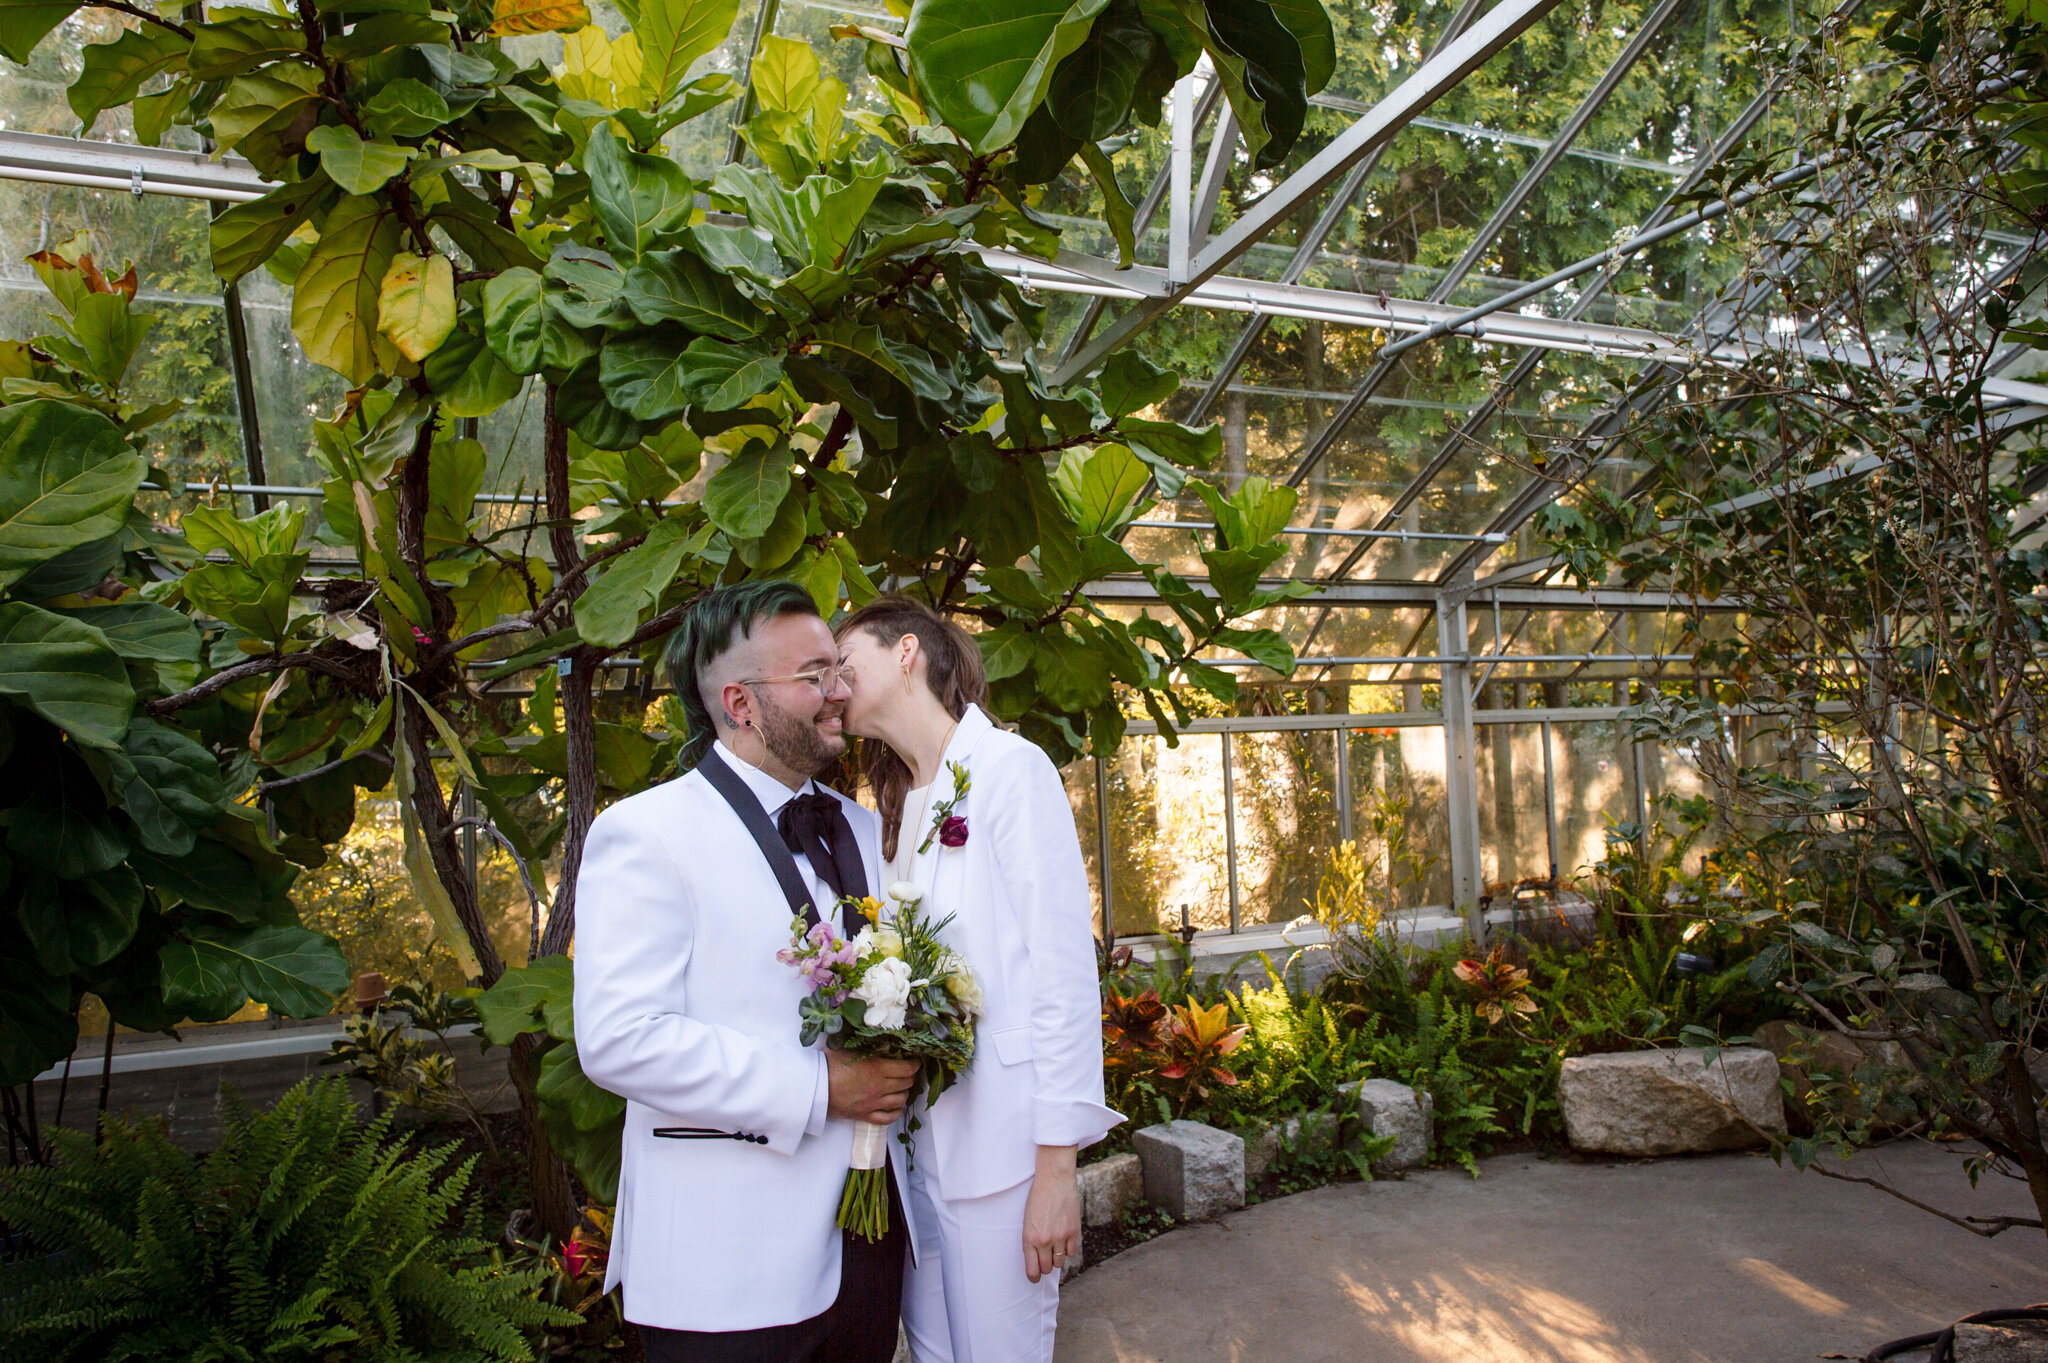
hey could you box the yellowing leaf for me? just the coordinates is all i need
[490,0,589,35]
[377,253,456,362]
[291,196,402,385]
[751,33,820,113]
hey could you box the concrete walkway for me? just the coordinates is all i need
[1055,1144,2048,1362]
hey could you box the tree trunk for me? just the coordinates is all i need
[538,388,593,958]
[511,1031,582,1242]
[401,704,505,985]
[543,650,596,957]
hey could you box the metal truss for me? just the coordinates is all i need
[1050,0,1568,385]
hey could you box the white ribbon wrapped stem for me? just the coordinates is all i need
[849,1119,889,1170]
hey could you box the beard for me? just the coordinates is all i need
[754,688,845,777]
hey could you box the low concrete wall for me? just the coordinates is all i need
[25,1015,518,1151]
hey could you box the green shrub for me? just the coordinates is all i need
[0,1078,577,1362]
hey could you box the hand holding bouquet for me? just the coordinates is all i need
[779,881,979,1240]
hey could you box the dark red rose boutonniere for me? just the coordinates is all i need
[918,761,971,853]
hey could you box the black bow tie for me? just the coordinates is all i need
[777,791,869,925]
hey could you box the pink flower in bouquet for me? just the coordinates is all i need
[938,815,968,848]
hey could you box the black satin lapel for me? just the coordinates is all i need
[695,754,821,929]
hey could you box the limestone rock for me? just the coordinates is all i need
[1953,1319,2048,1362]
[1078,1152,1142,1228]
[1559,1047,1787,1156]
[1131,1120,1245,1220]
[1347,1079,1435,1171]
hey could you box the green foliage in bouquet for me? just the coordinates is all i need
[0,1077,577,1361]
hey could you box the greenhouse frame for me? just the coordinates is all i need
[0,0,2037,953]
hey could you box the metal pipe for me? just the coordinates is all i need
[1220,731,1240,932]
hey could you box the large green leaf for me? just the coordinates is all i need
[208,63,325,175]
[118,717,228,857]
[186,14,306,79]
[1046,0,1154,141]
[424,330,524,417]
[0,922,77,1085]
[1202,0,1308,170]
[306,124,414,196]
[0,400,146,589]
[584,125,693,260]
[16,868,142,975]
[362,75,452,137]
[535,1039,625,1200]
[49,602,200,667]
[1054,442,1150,535]
[484,266,545,374]
[291,194,404,384]
[575,517,702,647]
[475,953,576,1043]
[129,838,275,922]
[69,26,190,135]
[161,923,349,1020]
[906,0,1112,153]
[1266,0,1334,94]
[9,799,129,879]
[1099,349,1177,417]
[703,440,793,540]
[601,335,783,419]
[0,0,80,64]
[622,249,760,339]
[0,601,134,749]
[635,0,740,107]
[209,173,340,285]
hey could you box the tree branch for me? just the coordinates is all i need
[145,649,373,717]
[1803,1161,2043,1237]
[90,1,193,38]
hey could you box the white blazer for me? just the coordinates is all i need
[896,704,1121,1201]
[573,743,902,1333]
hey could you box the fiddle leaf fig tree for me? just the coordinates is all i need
[1,0,1332,1227]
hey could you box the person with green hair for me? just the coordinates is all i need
[573,578,919,1363]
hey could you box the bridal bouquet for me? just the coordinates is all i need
[780,881,980,1240]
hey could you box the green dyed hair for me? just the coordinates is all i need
[664,579,821,770]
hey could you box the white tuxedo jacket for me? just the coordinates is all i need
[897,705,1121,1201]
[573,743,898,1333]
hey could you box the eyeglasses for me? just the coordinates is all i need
[739,664,847,695]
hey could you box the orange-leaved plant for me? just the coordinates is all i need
[1155,999,1249,1114]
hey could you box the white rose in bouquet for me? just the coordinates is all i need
[853,956,913,1029]
[941,951,984,1014]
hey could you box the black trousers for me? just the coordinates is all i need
[639,1169,908,1363]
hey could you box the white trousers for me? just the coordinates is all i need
[901,1169,1058,1363]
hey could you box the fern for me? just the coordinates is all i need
[0,1078,578,1362]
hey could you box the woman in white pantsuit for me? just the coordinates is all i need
[834,597,1120,1363]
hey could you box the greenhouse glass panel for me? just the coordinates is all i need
[1103,732,1230,937]
[1552,715,1641,882]
[1062,758,1107,940]
[1228,730,1340,928]
[1345,723,1452,911]
[1474,718,1556,886]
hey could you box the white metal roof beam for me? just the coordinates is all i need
[1051,0,1568,385]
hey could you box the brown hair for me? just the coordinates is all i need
[836,596,987,860]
